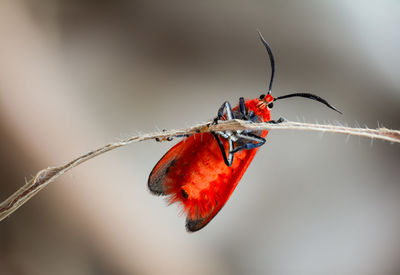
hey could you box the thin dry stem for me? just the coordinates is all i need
[1,120,399,222]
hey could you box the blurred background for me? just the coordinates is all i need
[0,0,399,274]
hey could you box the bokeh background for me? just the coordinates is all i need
[0,1,399,274]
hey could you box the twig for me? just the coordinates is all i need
[1,120,399,222]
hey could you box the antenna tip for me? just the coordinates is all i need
[331,106,343,115]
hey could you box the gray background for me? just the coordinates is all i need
[0,1,399,274]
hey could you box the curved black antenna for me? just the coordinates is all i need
[257,31,275,95]
[274,92,342,114]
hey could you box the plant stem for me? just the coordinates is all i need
[1,120,399,222]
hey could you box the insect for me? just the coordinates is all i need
[148,32,341,232]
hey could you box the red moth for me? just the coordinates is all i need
[148,32,341,232]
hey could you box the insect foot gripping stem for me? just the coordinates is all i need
[267,117,285,124]
[212,97,268,167]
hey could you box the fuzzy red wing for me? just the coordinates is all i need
[148,137,187,196]
[148,130,268,232]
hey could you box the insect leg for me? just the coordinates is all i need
[212,100,236,166]
[155,129,175,142]
[268,117,285,124]
[227,137,234,166]
[239,97,247,116]
[175,134,191,138]
[229,133,266,154]
[213,101,234,124]
[238,132,267,143]
[212,132,234,166]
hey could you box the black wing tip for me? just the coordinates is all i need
[186,218,209,232]
[148,158,178,196]
[147,173,168,196]
[148,187,166,196]
[185,202,221,232]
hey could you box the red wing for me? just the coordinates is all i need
[148,131,267,232]
[148,139,187,196]
[184,140,260,232]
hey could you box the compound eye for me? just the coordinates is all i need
[259,94,265,100]
[267,102,274,109]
